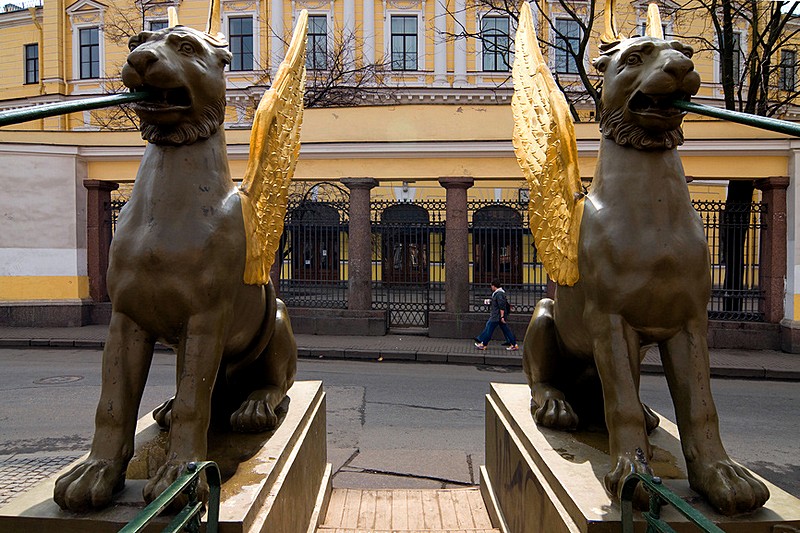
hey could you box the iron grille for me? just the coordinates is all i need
[371,200,446,328]
[468,199,545,315]
[278,197,349,309]
[694,200,764,321]
[106,193,766,323]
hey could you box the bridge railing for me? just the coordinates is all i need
[119,461,221,533]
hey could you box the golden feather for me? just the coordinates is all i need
[239,10,308,285]
[511,2,583,286]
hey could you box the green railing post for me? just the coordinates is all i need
[621,473,725,533]
[120,460,221,533]
[674,100,800,137]
[0,92,149,128]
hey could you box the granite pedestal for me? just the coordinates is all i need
[0,380,331,533]
[481,383,800,533]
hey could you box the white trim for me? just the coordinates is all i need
[67,0,106,82]
[474,11,512,85]
[712,27,748,99]
[9,136,785,162]
[550,16,585,76]
[304,11,332,71]
[223,7,261,72]
[0,248,87,276]
[384,9,426,78]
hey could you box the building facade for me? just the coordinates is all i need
[2,0,800,351]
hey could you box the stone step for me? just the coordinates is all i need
[318,488,500,533]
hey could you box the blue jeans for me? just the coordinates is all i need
[476,319,516,346]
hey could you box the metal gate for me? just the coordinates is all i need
[371,200,445,329]
[468,200,547,315]
[278,182,350,309]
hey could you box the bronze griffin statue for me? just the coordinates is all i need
[513,2,769,516]
[54,3,308,511]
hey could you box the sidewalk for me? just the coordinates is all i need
[0,325,798,380]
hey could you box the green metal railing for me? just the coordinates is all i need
[674,100,800,137]
[620,473,725,533]
[0,92,148,128]
[120,461,221,533]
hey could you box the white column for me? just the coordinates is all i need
[344,0,356,68]
[786,143,800,324]
[363,0,375,64]
[270,0,284,76]
[433,0,447,86]
[453,0,467,87]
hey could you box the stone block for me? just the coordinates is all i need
[0,381,331,533]
[482,383,800,533]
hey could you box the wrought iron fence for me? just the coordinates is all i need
[468,199,546,315]
[371,199,446,328]
[107,192,766,323]
[694,200,764,321]
[277,193,350,309]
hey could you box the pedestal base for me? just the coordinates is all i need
[482,383,800,533]
[0,380,331,533]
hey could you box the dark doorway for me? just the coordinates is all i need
[288,203,341,281]
[472,205,523,286]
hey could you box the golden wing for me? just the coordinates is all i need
[511,2,583,286]
[239,10,308,285]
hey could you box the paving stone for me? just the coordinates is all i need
[0,453,82,507]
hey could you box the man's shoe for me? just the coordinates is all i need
[506,344,519,351]
[474,342,487,350]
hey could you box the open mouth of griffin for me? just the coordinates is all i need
[131,85,192,110]
[628,91,689,117]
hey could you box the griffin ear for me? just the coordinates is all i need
[645,3,664,39]
[593,56,610,73]
[168,6,179,28]
[206,0,222,39]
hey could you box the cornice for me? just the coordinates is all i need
[5,137,785,161]
[0,7,39,29]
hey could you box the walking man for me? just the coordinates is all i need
[474,279,518,351]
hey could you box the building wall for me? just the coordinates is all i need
[2,0,798,124]
[0,143,88,300]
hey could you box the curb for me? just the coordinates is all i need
[2,338,799,381]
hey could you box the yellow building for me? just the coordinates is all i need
[1,0,800,351]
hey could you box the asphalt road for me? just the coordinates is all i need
[0,347,797,500]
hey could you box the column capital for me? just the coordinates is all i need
[341,177,379,190]
[438,176,474,190]
[755,176,790,191]
[83,179,119,192]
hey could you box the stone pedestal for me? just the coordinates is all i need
[481,383,800,533]
[0,381,331,533]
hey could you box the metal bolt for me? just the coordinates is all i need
[652,476,662,484]
[187,462,197,472]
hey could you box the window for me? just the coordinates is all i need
[780,49,796,91]
[229,16,253,71]
[149,20,168,31]
[554,19,580,74]
[719,32,742,83]
[307,15,327,70]
[79,27,100,79]
[391,15,417,71]
[481,16,510,72]
[24,43,38,84]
